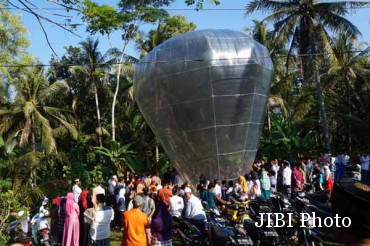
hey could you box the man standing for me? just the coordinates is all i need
[360,151,369,184]
[89,194,114,245]
[336,152,350,180]
[270,160,279,192]
[305,158,313,183]
[72,178,82,203]
[157,180,173,206]
[282,161,292,199]
[92,180,105,207]
[108,175,118,195]
[121,195,149,246]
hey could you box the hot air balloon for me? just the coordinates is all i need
[134,29,273,182]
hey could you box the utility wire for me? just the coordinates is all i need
[2,6,370,11]
[1,50,369,68]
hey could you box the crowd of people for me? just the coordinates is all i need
[49,151,370,246]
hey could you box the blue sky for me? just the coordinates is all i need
[12,0,370,64]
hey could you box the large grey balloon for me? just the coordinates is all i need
[134,29,273,181]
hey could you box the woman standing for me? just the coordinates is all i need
[150,200,173,246]
[62,192,80,246]
[79,190,92,246]
[260,166,271,199]
[323,162,333,194]
[50,196,61,242]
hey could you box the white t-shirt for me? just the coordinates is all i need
[283,167,292,186]
[271,164,279,181]
[72,184,81,203]
[323,165,331,180]
[92,185,105,206]
[90,206,114,240]
[360,156,370,171]
[185,195,206,221]
[214,184,222,199]
[169,195,184,218]
[108,179,116,194]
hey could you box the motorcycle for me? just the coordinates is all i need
[173,217,208,245]
[6,210,33,246]
[222,197,250,225]
[30,197,53,246]
[244,200,280,245]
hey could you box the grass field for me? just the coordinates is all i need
[110,228,182,246]
[110,229,122,246]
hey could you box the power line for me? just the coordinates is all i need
[1,50,368,68]
[3,6,370,11]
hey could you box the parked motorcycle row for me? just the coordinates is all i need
[173,186,333,246]
[6,197,53,246]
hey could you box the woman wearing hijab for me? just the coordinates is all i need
[62,192,80,246]
[79,190,92,246]
[234,176,248,201]
[150,199,173,246]
[260,166,271,199]
[51,196,61,242]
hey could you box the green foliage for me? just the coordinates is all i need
[0,66,77,154]
[184,0,220,10]
[0,190,29,244]
[89,164,103,183]
[81,0,174,36]
[259,114,314,160]
[82,0,124,35]
[94,140,136,173]
[135,15,196,58]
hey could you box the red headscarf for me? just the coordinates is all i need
[80,190,89,210]
[52,196,61,206]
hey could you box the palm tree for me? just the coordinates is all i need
[0,67,77,186]
[134,15,196,58]
[245,20,289,132]
[0,67,77,153]
[246,0,369,151]
[328,33,370,152]
[70,38,114,147]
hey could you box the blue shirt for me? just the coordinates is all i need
[200,190,216,209]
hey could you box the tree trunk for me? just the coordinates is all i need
[112,39,130,141]
[344,74,352,154]
[94,83,103,147]
[267,106,271,132]
[155,145,159,163]
[31,114,36,187]
[315,71,331,152]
